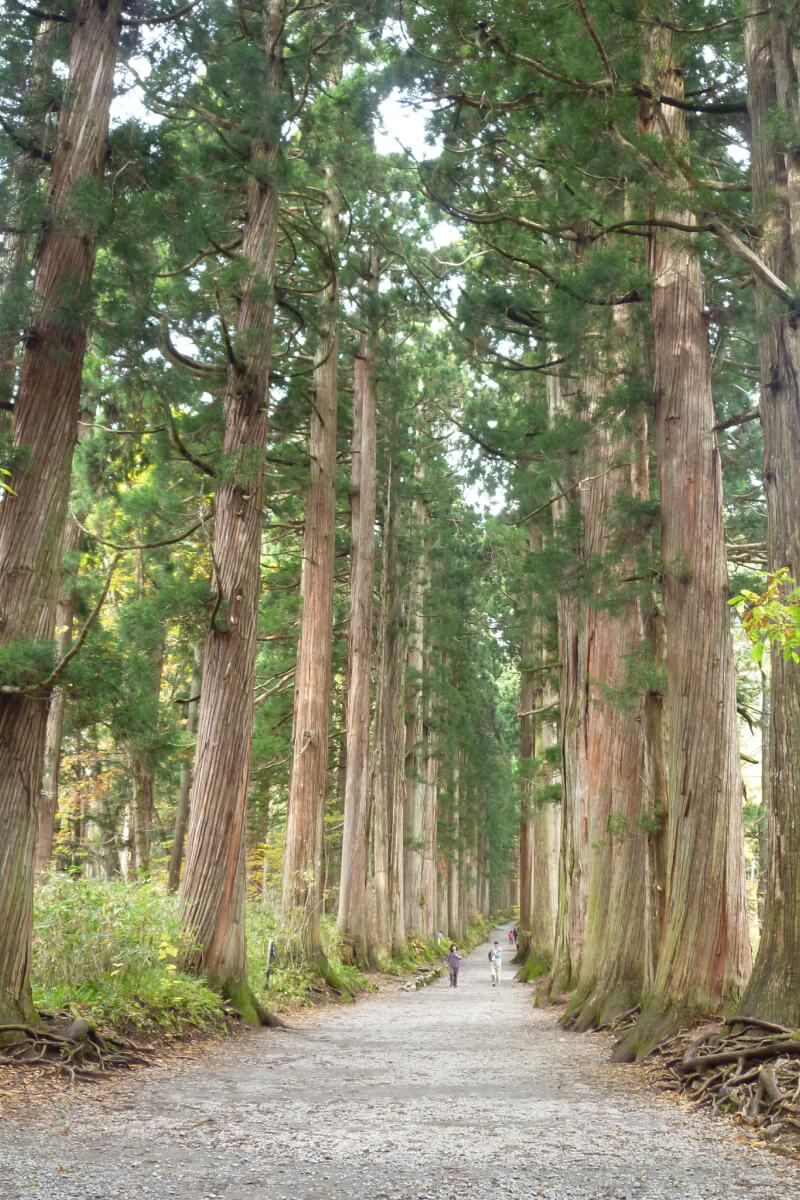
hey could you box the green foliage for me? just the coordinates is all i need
[0,638,54,688]
[729,569,800,664]
[246,906,370,1007]
[32,875,225,1030]
[598,640,666,714]
[743,799,766,843]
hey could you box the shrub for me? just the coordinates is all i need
[32,874,226,1031]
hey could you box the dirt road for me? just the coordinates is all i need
[1,924,798,1200]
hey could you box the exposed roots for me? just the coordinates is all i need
[644,1015,800,1153]
[0,1015,150,1083]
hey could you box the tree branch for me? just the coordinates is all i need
[0,113,51,162]
[158,316,225,376]
[713,407,760,433]
[575,0,615,83]
[515,463,626,525]
[164,406,216,478]
[517,700,559,718]
[710,221,797,307]
[74,511,209,551]
[121,0,202,27]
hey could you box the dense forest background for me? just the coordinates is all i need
[0,0,799,1081]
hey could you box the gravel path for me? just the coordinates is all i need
[2,923,799,1200]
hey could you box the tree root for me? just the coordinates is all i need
[644,1016,800,1153]
[0,1016,150,1082]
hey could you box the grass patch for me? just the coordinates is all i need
[246,906,371,1008]
[32,874,227,1033]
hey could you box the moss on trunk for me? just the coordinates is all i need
[220,978,286,1028]
[515,948,552,984]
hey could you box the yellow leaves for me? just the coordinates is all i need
[729,568,800,665]
[157,939,179,971]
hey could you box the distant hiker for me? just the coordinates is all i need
[508,928,514,944]
[489,941,502,987]
[447,943,462,988]
[513,927,519,946]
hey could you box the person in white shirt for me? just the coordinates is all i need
[489,941,502,987]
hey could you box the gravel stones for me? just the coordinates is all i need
[1,926,798,1200]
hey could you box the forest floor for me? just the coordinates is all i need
[1,923,799,1200]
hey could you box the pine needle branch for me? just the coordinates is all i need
[0,554,121,696]
[515,463,625,525]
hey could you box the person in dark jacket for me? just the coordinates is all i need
[447,943,462,988]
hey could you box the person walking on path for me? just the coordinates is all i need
[489,940,502,987]
[447,943,462,988]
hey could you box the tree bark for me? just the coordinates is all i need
[420,716,439,939]
[0,0,122,1026]
[463,808,478,923]
[517,521,558,979]
[282,166,341,972]
[447,762,461,940]
[757,667,769,929]
[179,1,283,1022]
[739,4,800,1025]
[0,18,57,410]
[403,473,428,937]
[168,641,203,893]
[547,369,590,996]
[369,405,407,957]
[129,577,164,878]
[35,514,83,874]
[529,709,559,966]
[566,403,661,1031]
[516,529,538,962]
[338,262,379,964]
[621,29,751,1055]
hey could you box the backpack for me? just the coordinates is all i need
[488,949,493,960]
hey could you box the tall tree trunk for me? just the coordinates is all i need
[282,167,341,976]
[168,641,203,893]
[436,852,448,936]
[179,2,283,1023]
[739,5,800,1025]
[0,0,122,1026]
[547,370,590,997]
[566,403,660,1031]
[621,30,751,1056]
[420,718,439,939]
[516,526,538,964]
[96,779,120,880]
[516,519,560,980]
[479,815,490,917]
[447,778,461,940]
[529,709,559,967]
[124,803,137,881]
[757,667,769,929]
[369,408,407,957]
[338,264,379,965]
[130,750,156,876]
[463,809,478,924]
[0,18,57,410]
[129,582,164,878]
[403,476,427,937]
[35,515,82,874]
